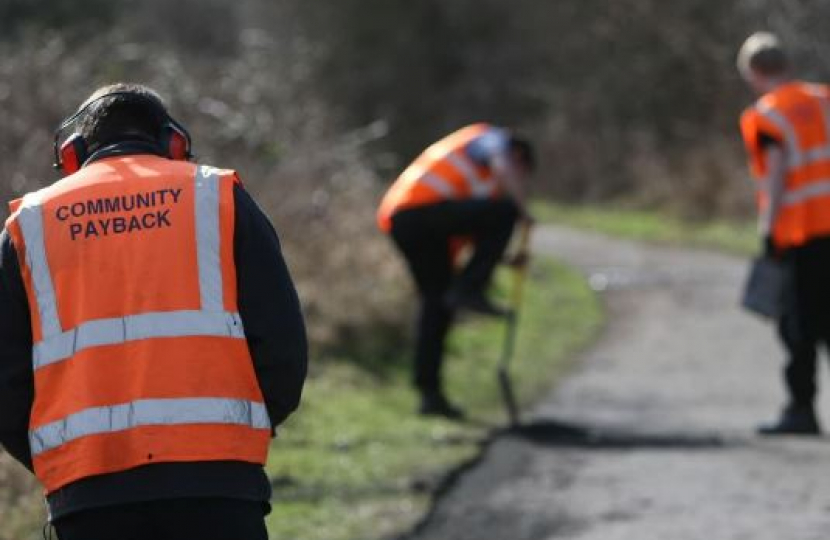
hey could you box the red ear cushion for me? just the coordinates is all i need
[59,134,87,175]
[168,130,188,160]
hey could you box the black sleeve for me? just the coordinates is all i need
[233,185,308,430]
[758,131,782,149]
[0,229,34,471]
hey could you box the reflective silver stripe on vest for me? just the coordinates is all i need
[807,98,830,163]
[15,165,244,371]
[445,151,495,198]
[757,98,830,170]
[801,146,830,164]
[757,104,804,168]
[419,172,457,198]
[33,310,244,370]
[782,179,830,207]
[29,397,270,456]
[16,192,62,338]
[195,166,224,312]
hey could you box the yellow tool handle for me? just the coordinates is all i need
[510,221,533,310]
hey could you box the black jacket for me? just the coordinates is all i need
[0,157,308,520]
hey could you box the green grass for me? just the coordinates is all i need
[532,200,758,255]
[265,258,601,540]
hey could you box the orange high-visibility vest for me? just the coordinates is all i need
[377,124,503,232]
[5,155,271,494]
[741,81,830,248]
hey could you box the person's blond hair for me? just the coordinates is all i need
[737,32,789,80]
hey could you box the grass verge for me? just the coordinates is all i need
[265,257,601,540]
[532,200,758,256]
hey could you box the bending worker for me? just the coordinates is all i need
[0,83,307,538]
[377,123,534,419]
[738,33,830,435]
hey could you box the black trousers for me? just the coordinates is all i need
[53,498,268,540]
[390,199,518,394]
[777,236,830,408]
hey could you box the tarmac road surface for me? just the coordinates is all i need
[402,225,830,540]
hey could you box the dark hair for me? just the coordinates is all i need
[509,136,536,172]
[76,83,170,152]
[737,32,789,80]
[749,47,788,77]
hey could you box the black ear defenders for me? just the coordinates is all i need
[53,91,193,174]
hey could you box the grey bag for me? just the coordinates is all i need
[741,256,787,319]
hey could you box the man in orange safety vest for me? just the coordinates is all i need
[0,83,307,538]
[378,123,534,418]
[739,33,830,435]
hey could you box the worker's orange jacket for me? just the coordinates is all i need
[377,123,503,232]
[741,81,830,248]
[5,155,271,494]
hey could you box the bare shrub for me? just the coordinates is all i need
[300,0,830,219]
[0,19,408,348]
[0,452,43,540]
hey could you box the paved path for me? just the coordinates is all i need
[405,225,830,540]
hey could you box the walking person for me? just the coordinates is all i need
[738,33,830,434]
[377,123,534,418]
[0,83,307,538]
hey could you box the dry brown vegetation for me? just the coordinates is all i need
[298,0,830,219]
[0,2,411,351]
[0,454,41,540]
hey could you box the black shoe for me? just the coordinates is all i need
[445,290,509,317]
[758,405,821,436]
[419,393,465,420]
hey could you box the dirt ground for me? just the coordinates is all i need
[402,225,830,540]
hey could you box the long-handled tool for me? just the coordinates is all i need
[497,221,532,428]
